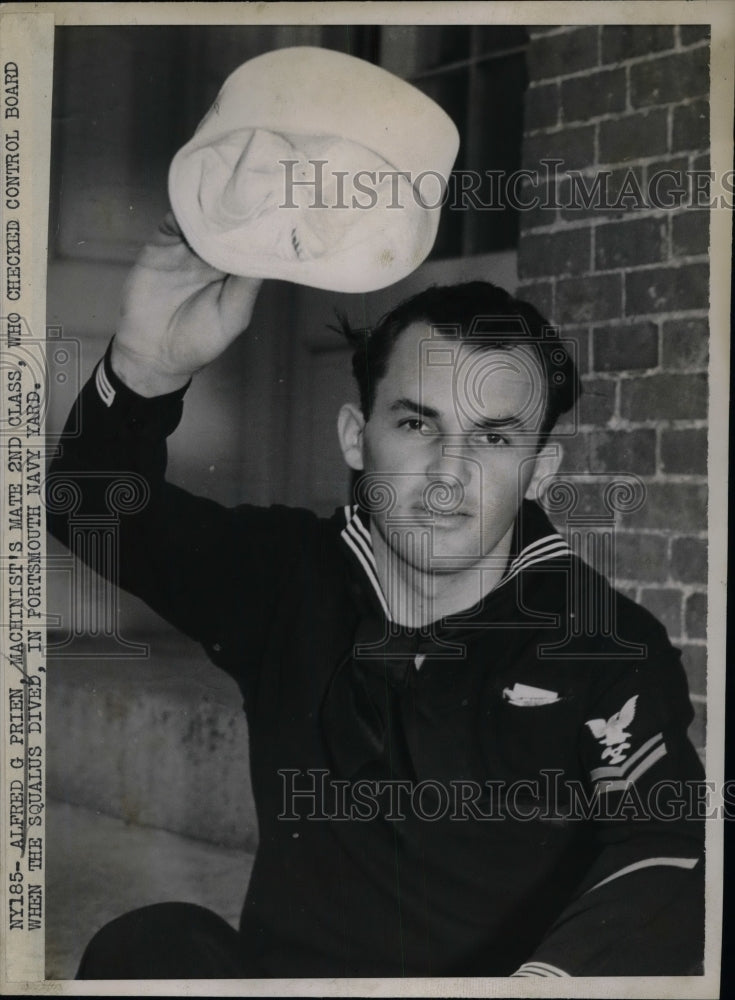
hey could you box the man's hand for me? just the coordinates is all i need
[111,213,263,397]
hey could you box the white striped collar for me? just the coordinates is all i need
[95,358,116,407]
[339,505,572,620]
[340,505,392,620]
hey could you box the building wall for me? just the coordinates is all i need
[516,25,710,750]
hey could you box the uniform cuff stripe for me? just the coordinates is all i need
[512,961,570,977]
[586,855,699,895]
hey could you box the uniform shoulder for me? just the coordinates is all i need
[228,501,349,560]
[564,553,675,657]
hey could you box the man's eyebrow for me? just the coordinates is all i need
[471,414,526,431]
[389,397,442,420]
[389,398,532,431]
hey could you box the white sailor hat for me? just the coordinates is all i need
[168,46,460,293]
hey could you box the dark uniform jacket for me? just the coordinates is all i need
[47,345,705,978]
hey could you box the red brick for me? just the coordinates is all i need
[524,125,596,174]
[592,321,658,372]
[560,165,647,221]
[685,591,706,639]
[576,377,616,425]
[679,643,707,694]
[598,110,668,164]
[525,81,561,131]
[624,482,707,533]
[680,25,711,45]
[560,429,656,477]
[685,168,712,209]
[645,157,690,210]
[671,536,707,584]
[515,280,554,321]
[557,430,589,473]
[589,429,657,475]
[595,217,667,269]
[620,373,708,421]
[518,227,591,278]
[532,325,589,383]
[660,428,708,476]
[561,68,625,123]
[630,49,709,108]
[614,531,670,584]
[553,420,579,445]
[672,210,709,257]
[557,273,622,323]
[558,326,590,375]
[601,25,675,63]
[646,155,689,182]
[672,100,710,153]
[518,180,560,232]
[661,319,709,371]
[640,587,683,638]
[548,478,638,522]
[527,27,599,82]
[692,152,710,174]
[625,263,709,315]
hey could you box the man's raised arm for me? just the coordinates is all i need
[109,212,262,397]
[45,215,279,649]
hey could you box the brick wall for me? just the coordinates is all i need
[516,25,710,749]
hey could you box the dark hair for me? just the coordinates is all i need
[333,281,581,442]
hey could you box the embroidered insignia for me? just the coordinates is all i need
[503,683,560,706]
[585,695,638,766]
[589,732,667,795]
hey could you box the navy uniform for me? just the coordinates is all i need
[50,344,705,978]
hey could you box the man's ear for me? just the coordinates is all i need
[525,442,564,501]
[337,403,366,471]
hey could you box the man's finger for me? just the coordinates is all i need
[149,210,186,247]
[217,274,264,333]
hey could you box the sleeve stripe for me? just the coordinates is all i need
[95,360,115,407]
[589,732,663,781]
[593,742,667,795]
[512,961,570,977]
[585,856,699,895]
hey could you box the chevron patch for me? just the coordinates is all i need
[589,732,667,795]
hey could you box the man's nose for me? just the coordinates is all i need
[424,444,473,488]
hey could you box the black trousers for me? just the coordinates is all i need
[76,902,261,979]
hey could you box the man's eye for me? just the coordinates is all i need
[473,431,508,446]
[399,418,429,433]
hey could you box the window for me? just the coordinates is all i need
[378,26,530,257]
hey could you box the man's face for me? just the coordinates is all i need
[345,322,550,578]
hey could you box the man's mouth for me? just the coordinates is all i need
[411,504,470,521]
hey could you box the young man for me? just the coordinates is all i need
[47,216,705,979]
